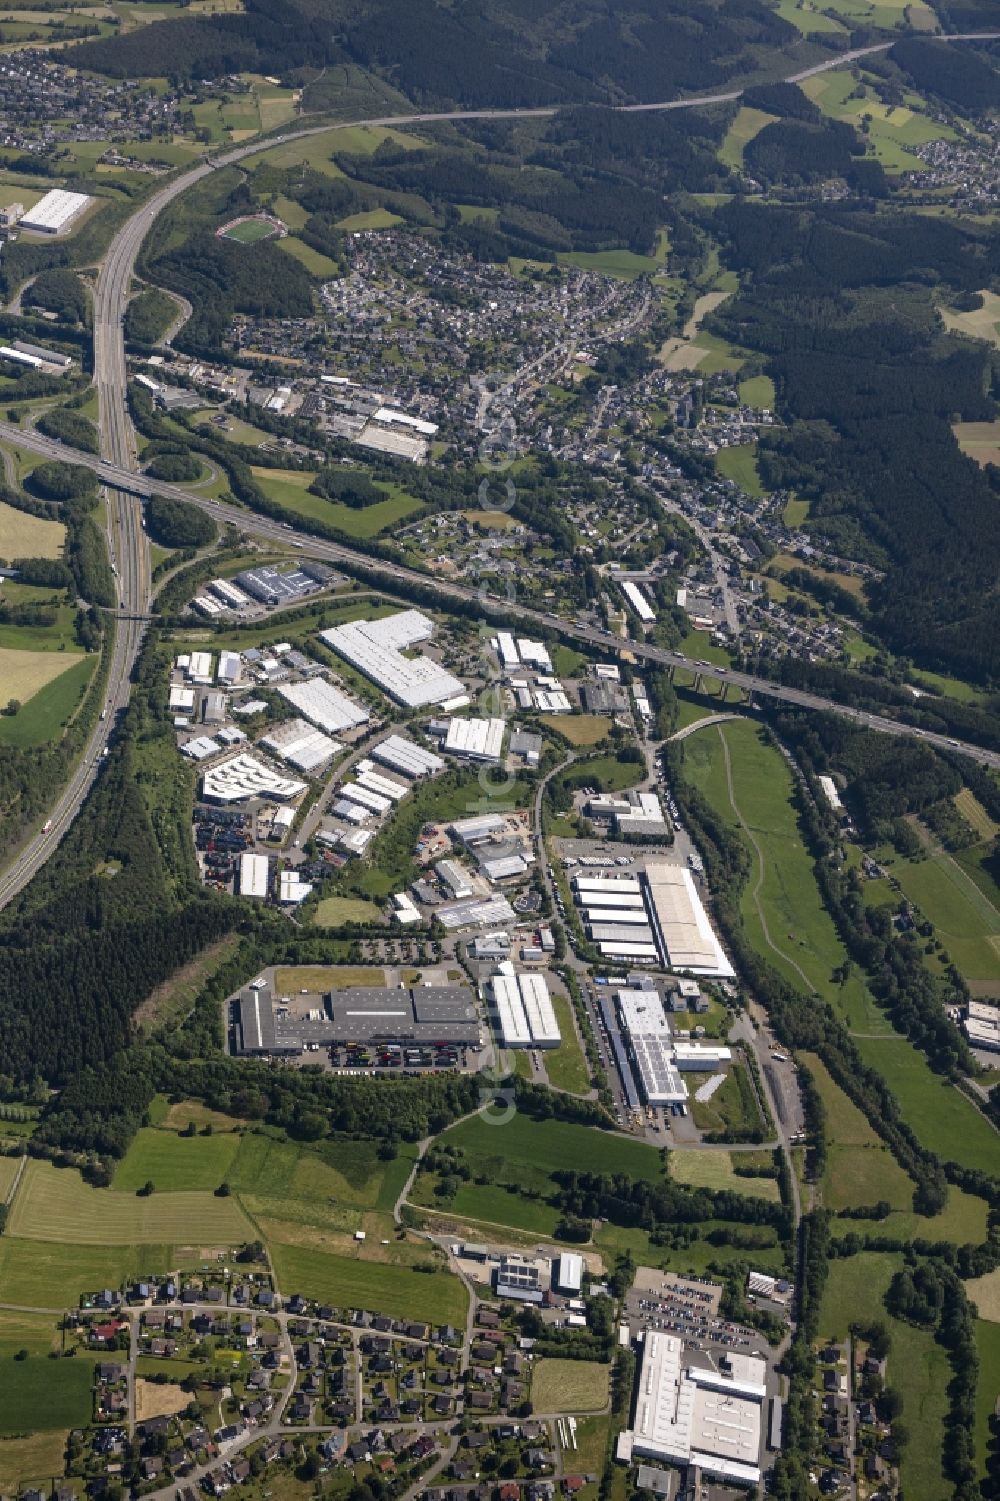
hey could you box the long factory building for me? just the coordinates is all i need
[487,964,561,1049]
[571,865,733,976]
[617,1332,766,1487]
[234,981,483,1055]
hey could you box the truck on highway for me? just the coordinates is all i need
[42,819,53,834]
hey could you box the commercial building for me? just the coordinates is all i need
[168,685,196,713]
[181,735,222,761]
[496,632,519,669]
[238,852,271,899]
[480,853,529,883]
[217,651,243,685]
[277,678,368,735]
[437,894,516,930]
[260,718,341,773]
[234,562,332,606]
[354,766,407,801]
[818,775,843,812]
[555,1253,584,1295]
[234,982,481,1054]
[20,188,90,234]
[186,651,214,685]
[487,966,561,1049]
[622,580,656,623]
[617,1333,766,1486]
[495,1256,545,1304]
[450,814,506,845]
[278,871,313,904]
[372,734,444,778]
[642,862,735,978]
[321,611,464,709]
[617,989,686,1107]
[965,1001,1000,1052]
[209,578,252,610]
[517,640,552,672]
[509,728,542,766]
[201,753,306,805]
[437,860,474,900]
[443,716,505,763]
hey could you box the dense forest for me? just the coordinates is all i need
[68,0,802,106]
[710,200,1000,682]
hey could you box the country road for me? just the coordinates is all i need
[0,26,997,907]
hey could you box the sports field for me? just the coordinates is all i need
[821,1252,951,1501]
[220,215,278,243]
[268,1242,468,1326]
[669,1148,780,1202]
[530,1358,609,1414]
[8,1160,253,1244]
[0,499,65,559]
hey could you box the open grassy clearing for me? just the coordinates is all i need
[275,964,385,991]
[718,108,777,168]
[939,291,1000,350]
[543,992,592,1095]
[8,1160,253,1244]
[801,68,952,171]
[112,1129,240,1192]
[413,1179,561,1235]
[437,1110,662,1181]
[595,1218,788,1277]
[954,418,1000,469]
[312,894,384,925]
[249,467,424,537]
[0,1310,61,1360]
[952,790,997,842]
[771,0,846,32]
[738,374,775,408]
[0,498,65,558]
[715,442,763,497]
[669,1148,780,1201]
[547,714,610,747]
[268,1242,468,1326]
[337,208,403,232]
[0,1431,71,1493]
[974,1319,1000,1479]
[0,654,94,748]
[0,1156,21,1201]
[892,832,1000,985]
[277,235,340,277]
[682,722,891,1034]
[820,1252,950,1501]
[531,1358,609,1414]
[967,1268,1000,1323]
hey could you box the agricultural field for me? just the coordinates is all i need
[7,1160,254,1244]
[669,1148,780,1202]
[336,208,403,232]
[953,418,1000,469]
[277,236,339,276]
[0,1429,71,1494]
[0,499,65,559]
[738,374,776,408]
[530,1358,609,1414]
[820,1253,951,1501]
[268,1242,468,1326]
[0,1235,173,1307]
[801,68,954,172]
[0,653,95,748]
[0,1310,62,1360]
[0,1357,93,1437]
[435,1111,662,1183]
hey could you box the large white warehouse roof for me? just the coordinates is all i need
[321,611,464,708]
[443,717,505,762]
[372,734,443,778]
[260,718,340,773]
[20,188,90,234]
[643,862,735,977]
[278,677,368,735]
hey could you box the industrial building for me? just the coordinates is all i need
[443,716,505,763]
[555,1252,584,1295]
[234,561,332,606]
[450,814,507,845]
[201,753,306,805]
[437,859,474,899]
[233,981,482,1055]
[622,580,656,623]
[964,1001,1000,1052]
[321,611,465,708]
[209,578,252,611]
[372,734,444,778]
[20,188,90,235]
[238,852,271,899]
[586,791,669,836]
[642,862,735,977]
[495,1256,545,1304]
[436,894,516,930]
[260,718,341,773]
[277,678,369,735]
[617,989,686,1106]
[487,965,561,1049]
[617,1333,766,1487]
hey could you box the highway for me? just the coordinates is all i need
[2,415,999,782]
[0,27,998,908]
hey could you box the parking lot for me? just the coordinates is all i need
[623,1269,765,1357]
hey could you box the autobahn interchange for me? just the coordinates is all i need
[1,29,998,905]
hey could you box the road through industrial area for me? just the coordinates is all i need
[1,27,998,907]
